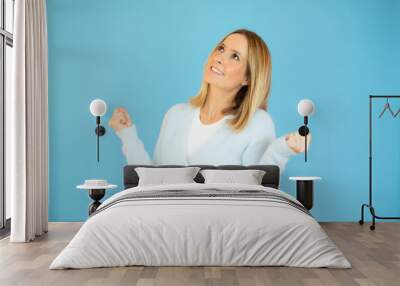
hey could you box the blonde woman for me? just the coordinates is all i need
[109,29,310,173]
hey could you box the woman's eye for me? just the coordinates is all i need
[232,54,240,61]
[218,45,224,52]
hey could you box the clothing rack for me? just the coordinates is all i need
[359,95,400,230]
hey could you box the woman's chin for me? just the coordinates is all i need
[203,76,226,89]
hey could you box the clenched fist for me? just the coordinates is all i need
[108,107,133,133]
[285,131,312,153]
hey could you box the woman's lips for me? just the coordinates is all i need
[211,65,224,76]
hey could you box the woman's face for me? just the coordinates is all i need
[203,33,249,92]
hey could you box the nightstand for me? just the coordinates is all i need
[289,177,321,210]
[77,180,117,215]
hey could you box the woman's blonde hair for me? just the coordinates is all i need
[190,29,272,131]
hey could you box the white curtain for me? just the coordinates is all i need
[8,0,49,242]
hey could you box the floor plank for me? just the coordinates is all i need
[0,222,399,286]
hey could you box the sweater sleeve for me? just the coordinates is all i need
[152,106,173,165]
[115,105,176,165]
[241,112,295,174]
[258,136,296,173]
[115,125,152,164]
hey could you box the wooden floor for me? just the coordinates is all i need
[0,222,399,286]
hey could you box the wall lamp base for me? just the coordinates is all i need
[95,126,106,136]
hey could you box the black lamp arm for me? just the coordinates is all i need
[94,116,106,162]
[298,116,310,162]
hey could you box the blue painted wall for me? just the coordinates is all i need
[47,0,400,221]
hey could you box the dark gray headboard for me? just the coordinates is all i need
[123,165,280,189]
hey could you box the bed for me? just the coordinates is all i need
[50,165,351,269]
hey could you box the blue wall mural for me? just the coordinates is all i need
[47,0,400,221]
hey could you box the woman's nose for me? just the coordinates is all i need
[214,56,223,65]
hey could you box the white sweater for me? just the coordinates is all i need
[187,107,233,156]
[116,103,295,173]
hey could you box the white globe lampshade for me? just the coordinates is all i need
[90,99,107,117]
[297,99,315,116]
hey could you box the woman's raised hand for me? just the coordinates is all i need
[285,131,312,154]
[108,107,133,132]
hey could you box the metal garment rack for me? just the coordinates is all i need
[359,95,400,230]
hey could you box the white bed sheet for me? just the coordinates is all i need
[50,183,351,269]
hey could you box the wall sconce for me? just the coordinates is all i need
[297,99,315,162]
[89,99,107,162]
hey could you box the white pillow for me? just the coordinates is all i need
[135,167,201,186]
[200,169,266,185]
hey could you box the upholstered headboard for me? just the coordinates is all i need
[123,165,280,189]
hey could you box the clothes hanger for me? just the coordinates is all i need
[393,108,400,118]
[378,98,395,118]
